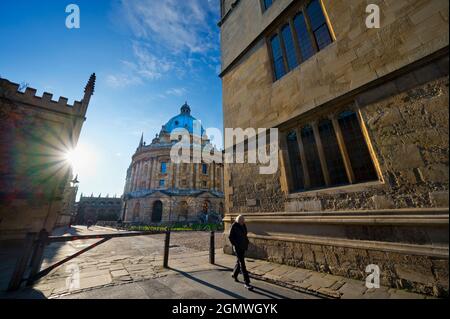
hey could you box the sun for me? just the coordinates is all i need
[64,149,79,167]
[63,143,97,176]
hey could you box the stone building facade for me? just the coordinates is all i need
[0,74,95,240]
[122,103,224,224]
[55,174,79,227]
[75,195,122,225]
[219,0,449,296]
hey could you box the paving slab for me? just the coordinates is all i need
[0,226,432,300]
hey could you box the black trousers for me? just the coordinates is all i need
[232,248,250,284]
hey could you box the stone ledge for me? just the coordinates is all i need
[246,233,449,259]
[223,208,449,226]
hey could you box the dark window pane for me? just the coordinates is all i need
[287,131,304,191]
[293,13,315,61]
[301,125,325,188]
[306,0,332,51]
[270,34,286,80]
[161,162,167,174]
[307,0,326,30]
[281,24,298,71]
[263,0,273,10]
[318,119,348,186]
[338,111,378,183]
[315,24,332,50]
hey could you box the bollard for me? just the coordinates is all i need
[163,229,171,268]
[209,231,215,264]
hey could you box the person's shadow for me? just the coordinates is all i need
[213,264,291,299]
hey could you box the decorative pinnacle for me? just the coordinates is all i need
[139,133,144,147]
[84,73,96,97]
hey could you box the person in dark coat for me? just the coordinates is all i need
[229,215,253,290]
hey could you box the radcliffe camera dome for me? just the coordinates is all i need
[163,102,205,136]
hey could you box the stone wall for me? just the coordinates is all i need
[0,76,93,240]
[227,65,449,214]
[223,59,449,296]
[220,0,449,296]
[125,195,224,224]
[221,0,449,132]
[223,234,448,296]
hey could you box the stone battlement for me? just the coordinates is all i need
[0,74,95,117]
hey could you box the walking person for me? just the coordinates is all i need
[229,215,253,290]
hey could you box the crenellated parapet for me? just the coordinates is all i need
[0,73,95,118]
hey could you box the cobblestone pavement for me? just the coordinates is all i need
[0,226,430,299]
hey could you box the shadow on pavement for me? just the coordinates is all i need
[169,265,294,299]
[0,287,47,300]
[214,263,292,299]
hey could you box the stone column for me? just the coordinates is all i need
[133,163,139,191]
[212,162,216,191]
[153,158,159,189]
[147,160,152,189]
[130,165,136,192]
[195,163,200,189]
[190,163,195,189]
[220,166,224,192]
[149,158,154,189]
[134,162,141,191]
[167,163,172,189]
[175,163,180,189]
[209,164,214,190]
[138,161,143,190]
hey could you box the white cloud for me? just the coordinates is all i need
[165,87,187,97]
[121,0,219,54]
[106,73,142,88]
[106,43,175,87]
[108,0,220,87]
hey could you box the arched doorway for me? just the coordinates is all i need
[202,200,211,214]
[152,200,163,223]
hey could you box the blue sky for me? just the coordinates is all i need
[0,0,223,198]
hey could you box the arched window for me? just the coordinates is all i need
[151,201,163,223]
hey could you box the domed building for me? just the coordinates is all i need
[122,103,224,224]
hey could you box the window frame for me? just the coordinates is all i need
[261,0,274,13]
[266,0,334,82]
[160,162,167,174]
[280,104,382,194]
[202,163,208,175]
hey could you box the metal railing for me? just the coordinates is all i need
[7,228,216,292]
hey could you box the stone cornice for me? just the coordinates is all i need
[223,208,449,226]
